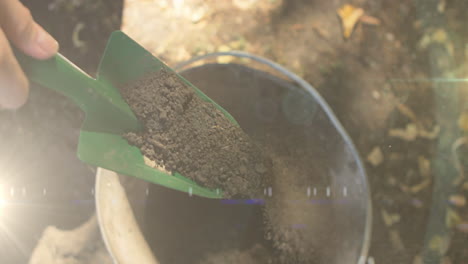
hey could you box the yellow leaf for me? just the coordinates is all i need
[367,146,383,167]
[338,4,364,39]
[389,123,418,141]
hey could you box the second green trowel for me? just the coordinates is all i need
[16,31,235,199]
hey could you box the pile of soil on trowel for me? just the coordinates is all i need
[120,68,272,198]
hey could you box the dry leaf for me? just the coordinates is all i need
[419,28,454,56]
[429,235,450,255]
[395,103,437,139]
[381,209,400,227]
[420,28,448,48]
[338,4,364,39]
[419,125,440,139]
[389,123,418,141]
[397,103,418,122]
[367,147,383,167]
[449,194,466,207]
[446,208,462,228]
[409,179,431,193]
[360,14,381,25]
[389,123,440,141]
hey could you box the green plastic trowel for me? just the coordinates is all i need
[16,31,235,199]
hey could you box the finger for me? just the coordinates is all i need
[0,28,29,109]
[0,0,58,60]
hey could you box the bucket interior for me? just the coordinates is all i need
[140,63,369,264]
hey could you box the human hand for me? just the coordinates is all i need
[0,0,58,109]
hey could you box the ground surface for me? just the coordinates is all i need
[123,0,467,263]
[0,0,467,263]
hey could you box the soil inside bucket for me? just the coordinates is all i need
[120,68,272,198]
[141,64,344,264]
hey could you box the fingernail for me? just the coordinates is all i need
[36,25,59,58]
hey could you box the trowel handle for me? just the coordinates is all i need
[15,51,98,111]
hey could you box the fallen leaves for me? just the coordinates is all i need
[389,123,419,141]
[397,103,418,123]
[419,28,454,56]
[390,103,440,141]
[360,14,381,26]
[449,194,466,207]
[429,235,450,255]
[446,208,462,228]
[367,146,384,167]
[389,123,440,141]
[337,4,380,39]
[400,179,432,194]
[382,209,401,227]
[338,4,364,39]
[418,126,440,139]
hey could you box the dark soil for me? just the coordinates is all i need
[144,64,354,264]
[120,68,272,198]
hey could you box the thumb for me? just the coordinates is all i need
[0,0,58,60]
